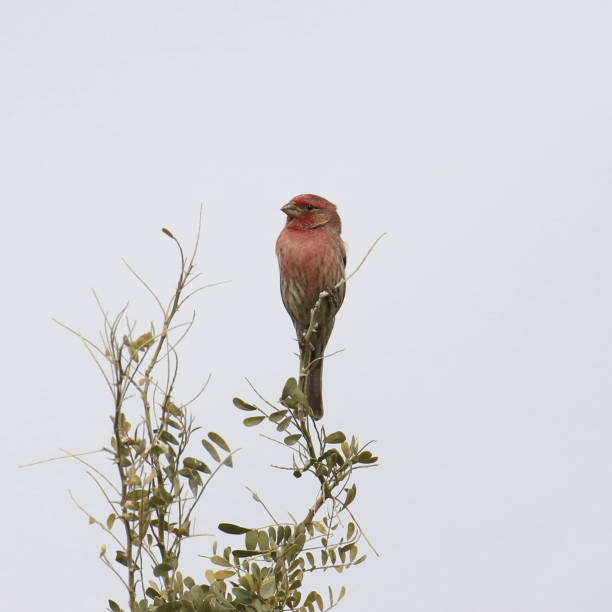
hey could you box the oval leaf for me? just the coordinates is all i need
[232,549,261,558]
[184,457,211,474]
[233,398,258,411]
[243,416,265,427]
[210,555,231,567]
[218,523,251,535]
[276,416,292,432]
[342,484,357,509]
[202,439,220,462]
[245,530,258,550]
[325,431,346,444]
[153,562,173,577]
[284,434,302,446]
[257,530,270,551]
[160,430,179,445]
[208,432,230,452]
[214,570,235,580]
[260,579,275,600]
[269,410,288,423]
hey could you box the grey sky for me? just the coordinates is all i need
[3,1,612,610]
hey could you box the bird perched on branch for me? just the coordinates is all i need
[276,194,346,419]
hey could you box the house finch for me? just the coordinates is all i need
[276,194,346,419]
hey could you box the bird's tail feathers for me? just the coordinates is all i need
[306,356,324,420]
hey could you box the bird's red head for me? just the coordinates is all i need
[281,194,342,233]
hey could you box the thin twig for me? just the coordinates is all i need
[345,507,380,557]
[59,448,121,495]
[246,486,279,525]
[259,433,308,455]
[18,448,105,469]
[68,489,126,551]
[122,258,165,314]
[343,232,387,285]
[245,378,277,413]
[181,372,212,409]
[177,279,231,308]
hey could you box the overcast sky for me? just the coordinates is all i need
[3,1,612,610]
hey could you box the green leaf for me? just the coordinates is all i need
[149,486,173,508]
[347,522,355,540]
[153,562,173,576]
[356,450,378,464]
[202,439,220,462]
[178,467,194,479]
[232,549,261,558]
[232,586,255,604]
[268,526,276,544]
[276,416,292,432]
[108,600,121,612]
[125,489,146,501]
[210,555,231,567]
[115,550,128,567]
[131,331,154,352]
[324,431,346,444]
[145,587,159,599]
[269,410,288,423]
[306,551,315,568]
[160,430,179,445]
[260,579,275,600]
[213,569,235,581]
[218,523,251,535]
[233,397,258,411]
[314,592,324,611]
[354,554,367,565]
[245,530,258,550]
[281,377,299,399]
[284,434,301,446]
[157,603,182,612]
[208,432,230,452]
[257,530,270,551]
[184,576,195,589]
[294,533,306,554]
[184,457,211,473]
[243,416,265,427]
[166,401,183,417]
[329,547,337,566]
[188,476,199,496]
[342,484,357,509]
[181,599,195,612]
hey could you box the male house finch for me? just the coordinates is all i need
[276,194,346,419]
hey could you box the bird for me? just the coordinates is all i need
[276,194,346,419]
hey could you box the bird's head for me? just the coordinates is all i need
[281,194,341,232]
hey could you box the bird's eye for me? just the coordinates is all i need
[305,205,315,211]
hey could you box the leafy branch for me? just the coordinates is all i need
[30,212,382,612]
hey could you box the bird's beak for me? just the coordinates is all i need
[281,202,301,218]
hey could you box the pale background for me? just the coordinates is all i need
[2,1,612,610]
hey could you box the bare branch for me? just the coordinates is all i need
[121,258,165,315]
[19,448,105,469]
